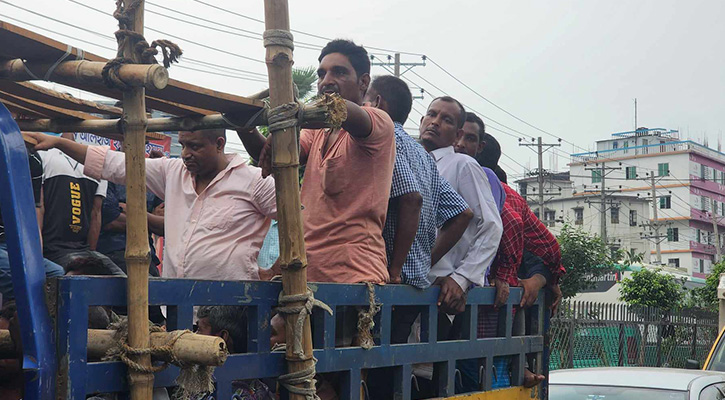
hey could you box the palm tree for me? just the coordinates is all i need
[622,248,644,266]
[292,66,317,101]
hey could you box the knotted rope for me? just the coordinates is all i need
[357,283,381,350]
[276,289,332,358]
[265,93,347,135]
[275,287,332,400]
[104,317,216,400]
[103,0,183,90]
[263,29,294,51]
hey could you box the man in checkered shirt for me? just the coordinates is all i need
[365,76,471,290]
[363,75,474,399]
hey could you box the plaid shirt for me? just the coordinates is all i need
[490,202,525,286]
[383,123,469,288]
[500,183,565,283]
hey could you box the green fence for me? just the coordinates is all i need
[549,301,718,370]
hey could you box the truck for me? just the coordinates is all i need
[0,1,551,398]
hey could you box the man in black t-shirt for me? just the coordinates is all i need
[0,147,64,303]
[38,133,124,276]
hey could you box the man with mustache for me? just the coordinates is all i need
[419,97,503,316]
[238,39,395,285]
[26,129,277,281]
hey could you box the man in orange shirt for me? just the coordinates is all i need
[239,39,395,285]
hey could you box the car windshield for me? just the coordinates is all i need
[550,384,687,400]
[707,335,725,372]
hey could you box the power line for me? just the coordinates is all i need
[64,0,268,67]
[1,2,273,84]
[426,57,577,149]
[144,1,325,52]
[189,0,425,56]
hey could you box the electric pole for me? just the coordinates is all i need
[650,174,661,263]
[583,162,622,244]
[634,98,638,129]
[371,53,426,77]
[370,53,426,99]
[712,211,722,263]
[639,172,670,265]
[519,137,562,221]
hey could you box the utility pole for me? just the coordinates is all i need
[370,53,426,99]
[650,175,662,263]
[639,172,669,265]
[583,162,622,245]
[371,53,426,77]
[519,137,561,221]
[634,98,638,129]
[601,163,608,243]
[712,211,722,263]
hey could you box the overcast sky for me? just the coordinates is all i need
[2,0,724,178]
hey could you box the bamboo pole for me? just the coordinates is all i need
[263,1,313,399]
[16,101,336,135]
[87,330,228,365]
[119,2,154,399]
[0,329,228,366]
[0,59,168,90]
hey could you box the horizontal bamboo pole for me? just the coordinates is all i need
[0,329,228,366]
[0,59,168,90]
[16,100,335,134]
[87,329,228,365]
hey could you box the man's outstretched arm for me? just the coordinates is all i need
[26,133,168,198]
[27,133,88,163]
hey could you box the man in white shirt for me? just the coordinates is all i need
[419,97,503,316]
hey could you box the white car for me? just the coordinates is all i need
[550,367,725,400]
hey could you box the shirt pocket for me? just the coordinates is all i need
[202,201,236,231]
[321,155,348,196]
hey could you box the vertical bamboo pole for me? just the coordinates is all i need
[263,1,313,399]
[120,1,153,398]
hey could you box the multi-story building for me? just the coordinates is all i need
[564,127,725,278]
[517,172,652,263]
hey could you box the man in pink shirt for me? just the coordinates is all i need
[239,39,395,284]
[27,129,277,281]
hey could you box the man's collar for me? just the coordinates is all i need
[430,146,454,162]
[226,153,245,169]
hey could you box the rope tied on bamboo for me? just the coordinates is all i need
[276,289,332,359]
[268,101,305,134]
[104,317,217,399]
[357,282,381,350]
[263,29,295,51]
[103,0,183,90]
[275,289,331,400]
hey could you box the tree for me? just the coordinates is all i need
[558,224,620,298]
[619,268,685,310]
[621,248,644,266]
[292,66,317,100]
[687,260,725,311]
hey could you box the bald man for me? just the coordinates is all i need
[28,129,277,281]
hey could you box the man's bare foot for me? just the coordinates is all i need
[523,369,545,388]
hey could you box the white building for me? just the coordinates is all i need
[565,127,725,279]
[517,172,652,263]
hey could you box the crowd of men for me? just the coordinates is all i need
[2,38,565,399]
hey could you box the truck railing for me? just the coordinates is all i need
[56,277,547,399]
[1,103,548,399]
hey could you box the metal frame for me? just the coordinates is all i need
[0,103,57,399]
[0,103,548,399]
[58,277,546,399]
